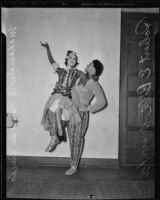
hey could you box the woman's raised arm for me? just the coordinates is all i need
[40,41,59,72]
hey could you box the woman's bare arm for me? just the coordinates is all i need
[40,41,58,72]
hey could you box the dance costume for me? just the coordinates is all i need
[41,65,81,136]
[68,79,107,167]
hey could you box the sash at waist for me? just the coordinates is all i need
[52,86,71,97]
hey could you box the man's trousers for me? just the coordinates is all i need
[67,111,89,168]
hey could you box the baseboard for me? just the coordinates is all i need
[120,163,155,167]
[7,155,119,168]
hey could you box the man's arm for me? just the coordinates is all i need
[40,41,59,72]
[88,81,108,113]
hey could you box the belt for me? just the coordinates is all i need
[51,90,72,99]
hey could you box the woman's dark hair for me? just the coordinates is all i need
[64,50,79,67]
[93,59,104,77]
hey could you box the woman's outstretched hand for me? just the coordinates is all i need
[40,41,49,49]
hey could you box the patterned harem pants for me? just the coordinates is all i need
[47,110,89,168]
[67,111,89,168]
[47,110,58,136]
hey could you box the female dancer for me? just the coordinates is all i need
[40,42,82,152]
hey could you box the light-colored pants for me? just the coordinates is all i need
[67,111,89,168]
[47,110,89,168]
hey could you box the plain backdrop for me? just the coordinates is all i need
[4,8,121,158]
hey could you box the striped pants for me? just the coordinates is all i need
[67,111,89,168]
[47,109,89,168]
[47,110,58,136]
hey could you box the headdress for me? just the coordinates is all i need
[66,51,77,60]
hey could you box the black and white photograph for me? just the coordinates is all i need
[2,5,159,199]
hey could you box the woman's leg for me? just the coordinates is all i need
[45,110,60,152]
[55,107,63,136]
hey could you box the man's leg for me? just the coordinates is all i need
[65,111,89,175]
[76,111,89,164]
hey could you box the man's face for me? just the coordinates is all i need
[85,62,96,76]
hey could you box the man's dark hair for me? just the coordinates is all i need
[93,59,104,77]
[64,50,79,67]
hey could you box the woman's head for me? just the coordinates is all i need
[85,59,104,80]
[65,50,79,68]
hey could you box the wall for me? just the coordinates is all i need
[4,8,121,158]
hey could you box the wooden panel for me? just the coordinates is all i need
[125,146,142,163]
[125,145,154,164]
[127,97,155,127]
[138,96,155,127]
[143,98,155,127]
[127,17,155,41]
[127,42,141,70]
[120,12,157,165]
[126,131,155,146]
[127,91,155,97]
[128,97,143,127]
[127,42,153,71]
[128,75,155,92]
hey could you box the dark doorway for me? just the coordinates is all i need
[119,12,158,165]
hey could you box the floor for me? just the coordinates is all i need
[7,165,154,199]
